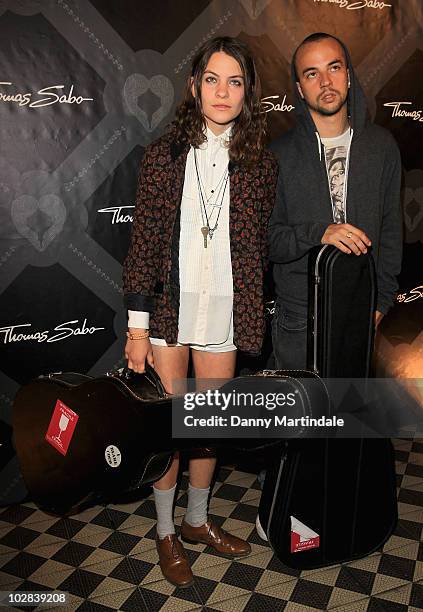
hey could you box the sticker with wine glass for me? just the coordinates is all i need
[45,399,79,456]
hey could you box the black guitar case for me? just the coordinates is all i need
[0,417,28,507]
[260,246,398,569]
[308,244,376,377]
[12,367,329,516]
[12,368,175,514]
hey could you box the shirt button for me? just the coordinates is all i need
[202,290,206,295]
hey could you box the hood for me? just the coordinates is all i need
[291,35,369,138]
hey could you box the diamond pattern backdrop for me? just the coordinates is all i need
[0,0,422,513]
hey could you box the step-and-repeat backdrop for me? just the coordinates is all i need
[0,0,422,465]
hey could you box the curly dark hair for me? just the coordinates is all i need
[173,36,266,167]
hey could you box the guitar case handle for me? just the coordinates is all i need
[121,364,167,399]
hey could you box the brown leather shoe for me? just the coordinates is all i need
[156,534,194,588]
[180,520,251,558]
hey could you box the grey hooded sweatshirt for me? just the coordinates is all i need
[268,39,402,316]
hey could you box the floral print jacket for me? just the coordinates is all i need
[123,129,278,355]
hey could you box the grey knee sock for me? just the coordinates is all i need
[184,484,210,527]
[153,483,176,539]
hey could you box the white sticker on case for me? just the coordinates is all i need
[105,445,121,468]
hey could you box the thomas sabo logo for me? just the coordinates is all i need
[261,94,294,114]
[384,101,423,122]
[0,82,93,108]
[0,319,105,344]
[313,0,391,10]
[97,205,134,224]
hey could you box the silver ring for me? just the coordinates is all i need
[346,231,353,239]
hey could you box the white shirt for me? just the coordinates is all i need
[128,126,233,345]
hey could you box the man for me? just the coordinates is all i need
[255,32,402,542]
[268,32,402,370]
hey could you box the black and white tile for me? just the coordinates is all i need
[0,438,422,611]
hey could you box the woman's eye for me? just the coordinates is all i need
[205,76,217,83]
[229,79,242,87]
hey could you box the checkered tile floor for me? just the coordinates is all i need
[0,439,422,611]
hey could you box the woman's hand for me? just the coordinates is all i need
[125,329,154,373]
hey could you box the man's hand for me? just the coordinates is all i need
[374,310,384,328]
[321,223,371,256]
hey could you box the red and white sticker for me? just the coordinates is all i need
[291,515,320,553]
[45,399,79,456]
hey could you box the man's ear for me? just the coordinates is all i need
[296,81,304,99]
[347,69,351,88]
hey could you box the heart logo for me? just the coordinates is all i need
[11,195,66,251]
[124,74,174,132]
[239,0,273,19]
[403,186,423,233]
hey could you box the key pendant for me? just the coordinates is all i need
[201,226,208,248]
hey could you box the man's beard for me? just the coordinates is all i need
[306,91,348,117]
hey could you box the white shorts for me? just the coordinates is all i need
[150,336,236,353]
[150,316,236,353]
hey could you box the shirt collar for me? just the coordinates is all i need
[320,127,351,146]
[199,124,232,149]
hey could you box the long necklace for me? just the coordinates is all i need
[194,148,229,249]
[196,154,229,204]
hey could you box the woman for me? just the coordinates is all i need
[123,36,278,587]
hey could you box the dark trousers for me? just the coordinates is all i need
[271,301,308,370]
[259,301,308,531]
